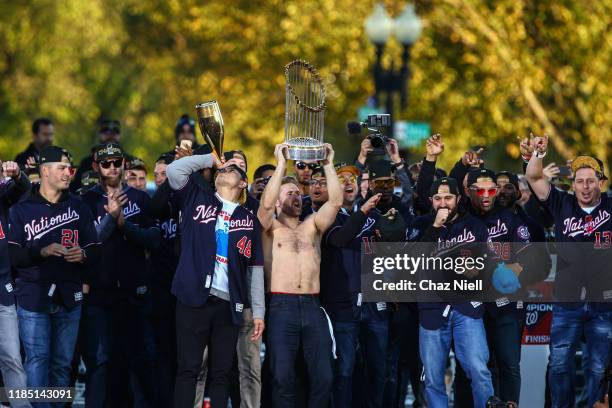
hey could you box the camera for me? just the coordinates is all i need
[347,114,392,159]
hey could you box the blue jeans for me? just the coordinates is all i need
[17,304,81,408]
[332,305,388,408]
[548,304,612,408]
[419,310,493,408]
[0,304,30,408]
[267,294,333,408]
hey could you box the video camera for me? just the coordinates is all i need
[347,114,392,162]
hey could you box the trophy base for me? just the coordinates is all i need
[287,145,326,162]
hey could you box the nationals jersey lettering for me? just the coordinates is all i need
[193,204,218,223]
[160,218,177,240]
[24,207,80,240]
[436,228,476,252]
[487,218,509,239]
[229,216,254,232]
[562,209,611,237]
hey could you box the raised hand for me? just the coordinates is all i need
[425,134,444,161]
[386,139,402,164]
[1,161,20,178]
[174,145,193,160]
[461,147,484,168]
[357,138,373,165]
[360,193,382,215]
[517,135,534,159]
[321,143,335,166]
[531,132,549,155]
[273,144,288,167]
[542,162,560,180]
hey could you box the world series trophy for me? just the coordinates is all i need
[284,60,327,161]
[195,100,224,160]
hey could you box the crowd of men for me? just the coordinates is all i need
[0,115,611,408]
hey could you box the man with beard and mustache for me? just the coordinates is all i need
[319,161,394,408]
[293,161,316,197]
[407,177,495,408]
[458,168,550,406]
[81,143,161,408]
[258,143,342,408]
[526,133,612,408]
[8,146,100,403]
[14,117,55,169]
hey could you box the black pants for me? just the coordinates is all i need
[174,297,239,408]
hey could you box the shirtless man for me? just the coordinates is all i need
[257,143,342,408]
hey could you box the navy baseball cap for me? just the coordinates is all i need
[39,146,72,164]
[94,143,124,163]
[430,177,460,197]
[368,160,394,179]
[467,168,496,187]
[496,171,519,189]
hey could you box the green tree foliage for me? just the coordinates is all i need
[1,1,610,177]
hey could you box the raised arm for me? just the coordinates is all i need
[166,153,218,190]
[314,144,343,233]
[525,134,551,201]
[257,144,287,231]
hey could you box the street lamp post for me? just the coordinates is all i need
[365,4,422,127]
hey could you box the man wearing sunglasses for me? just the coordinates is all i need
[166,150,265,408]
[367,160,413,224]
[72,119,125,193]
[293,160,316,196]
[319,161,395,408]
[300,166,328,220]
[462,168,549,406]
[81,143,161,408]
[526,134,612,408]
[8,146,100,402]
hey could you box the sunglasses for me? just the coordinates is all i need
[469,186,499,197]
[100,159,124,169]
[372,179,395,189]
[309,179,327,188]
[339,175,357,184]
[296,162,317,171]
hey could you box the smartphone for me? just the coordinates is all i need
[179,140,193,150]
[557,166,572,177]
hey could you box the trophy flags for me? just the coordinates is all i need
[284,60,327,162]
[195,100,224,160]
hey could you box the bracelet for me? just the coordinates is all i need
[534,150,547,159]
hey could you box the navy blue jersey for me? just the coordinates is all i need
[8,190,100,312]
[1,179,21,305]
[541,186,612,305]
[171,174,263,325]
[151,215,179,294]
[82,185,160,305]
[412,212,491,330]
[472,207,531,315]
[320,208,383,322]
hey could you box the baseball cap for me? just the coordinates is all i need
[39,146,72,164]
[225,150,248,172]
[94,143,124,163]
[334,162,360,177]
[175,114,195,138]
[156,153,174,165]
[368,160,394,179]
[467,168,496,187]
[221,164,247,181]
[311,165,324,178]
[496,171,519,189]
[81,171,100,188]
[571,155,607,180]
[127,157,147,171]
[99,119,121,133]
[430,177,460,197]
